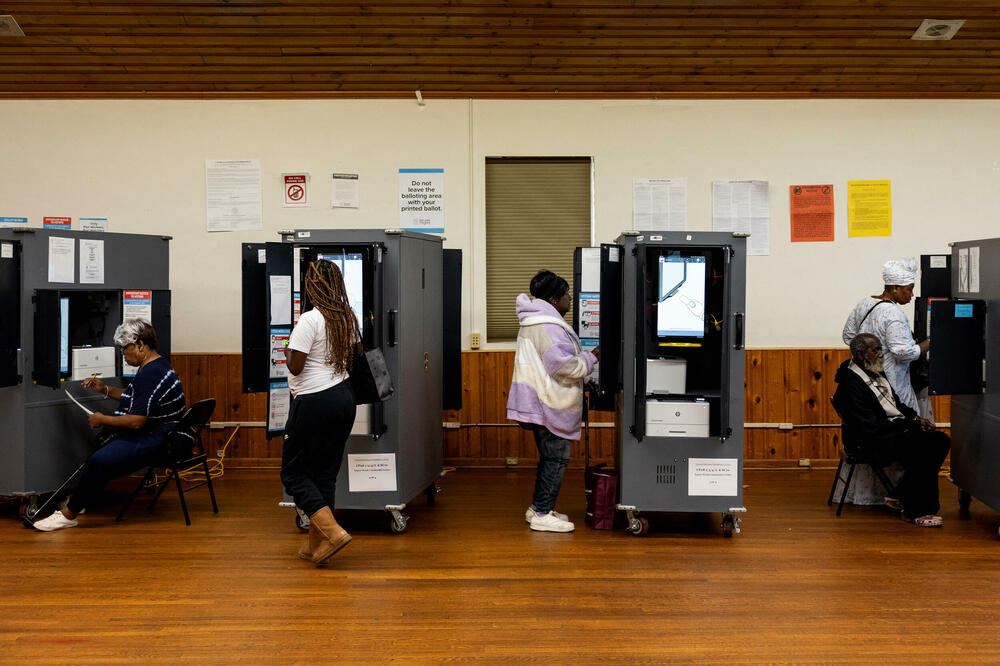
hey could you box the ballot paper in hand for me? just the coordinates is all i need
[64,389,94,415]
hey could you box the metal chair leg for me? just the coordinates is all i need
[147,467,173,511]
[117,467,155,522]
[172,466,191,526]
[836,462,856,516]
[828,459,845,505]
[202,459,219,514]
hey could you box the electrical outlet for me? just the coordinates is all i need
[470,332,481,349]
[216,449,224,458]
[506,457,518,466]
[798,458,811,468]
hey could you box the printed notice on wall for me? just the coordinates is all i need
[332,173,360,208]
[633,178,687,231]
[789,184,834,242]
[206,159,263,232]
[282,173,310,207]
[79,217,109,232]
[399,168,444,233]
[48,236,75,283]
[688,457,739,496]
[79,238,105,284]
[0,217,28,228]
[348,453,398,492]
[847,180,892,237]
[268,381,290,433]
[122,290,152,376]
[44,217,72,230]
[712,180,770,256]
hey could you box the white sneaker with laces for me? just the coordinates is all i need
[525,507,568,523]
[32,511,78,532]
[529,511,575,533]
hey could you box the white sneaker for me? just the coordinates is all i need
[525,507,569,523]
[32,511,78,532]
[529,511,575,533]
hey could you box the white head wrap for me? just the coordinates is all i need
[882,258,918,286]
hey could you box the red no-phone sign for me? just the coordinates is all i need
[283,174,309,206]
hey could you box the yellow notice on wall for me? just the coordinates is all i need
[847,180,892,237]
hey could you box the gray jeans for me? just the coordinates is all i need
[529,425,571,514]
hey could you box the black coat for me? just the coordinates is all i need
[832,359,918,464]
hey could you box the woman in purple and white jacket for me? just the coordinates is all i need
[506,270,598,533]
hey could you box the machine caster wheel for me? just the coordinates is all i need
[294,509,310,532]
[722,514,735,538]
[390,515,409,534]
[627,516,649,537]
[958,489,972,512]
[425,483,441,505]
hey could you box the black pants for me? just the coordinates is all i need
[67,422,175,514]
[873,427,951,518]
[280,383,356,518]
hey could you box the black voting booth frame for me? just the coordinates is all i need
[0,228,172,525]
[241,229,462,534]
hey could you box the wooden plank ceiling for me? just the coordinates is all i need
[1,1,999,98]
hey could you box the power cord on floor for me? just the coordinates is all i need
[178,425,239,482]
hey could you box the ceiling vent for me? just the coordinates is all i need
[911,19,965,40]
[0,15,24,37]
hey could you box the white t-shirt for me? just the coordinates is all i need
[286,308,348,397]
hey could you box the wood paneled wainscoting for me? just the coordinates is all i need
[171,350,949,470]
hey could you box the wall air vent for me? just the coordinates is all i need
[0,16,25,37]
[911,19,965,41]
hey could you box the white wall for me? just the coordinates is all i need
[3,98,998,351]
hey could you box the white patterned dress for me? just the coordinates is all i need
[838,296,931,505]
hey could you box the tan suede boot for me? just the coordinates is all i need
[309,506,352,565]
[298,523,320,560]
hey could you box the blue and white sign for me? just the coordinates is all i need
[0,216,27,228]
[399,168,444,233]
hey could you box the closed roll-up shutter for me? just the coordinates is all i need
[486,157,592,341]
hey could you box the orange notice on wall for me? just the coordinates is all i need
[789,184,834,242]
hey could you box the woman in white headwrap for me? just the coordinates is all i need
[838,257,932,504]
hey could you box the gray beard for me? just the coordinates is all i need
[864,357,884,374]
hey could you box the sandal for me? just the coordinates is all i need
[908,514,943,528]
[884,497,903,512]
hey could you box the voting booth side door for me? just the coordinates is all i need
[151,290,171,362]
[265,243,294,438]
[241,243,269,393]
[597,243,624,407]
[32,289,61,389]
[441,248,463,411]
[630,245,648,441]
[929,299,986,395]
[0,240,20,387]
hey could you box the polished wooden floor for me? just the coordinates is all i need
[2,468,998,664]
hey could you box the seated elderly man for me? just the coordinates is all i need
[833,333,951,528]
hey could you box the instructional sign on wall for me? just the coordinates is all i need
[79,217,109,232]
[331,173,360,208]
[348,453,398,492]
[789,185,834,242]
[399,168,444,233]
[44,216,72,230]
[282,173,310,207]
[633,177,687,231]
[206,159,263,232]
[847,180,892,237]
[0,217,28,228]
[688,458,738,496]
[578,292,600,339]
[712,180,770,256]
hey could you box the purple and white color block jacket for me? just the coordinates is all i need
[506,293,597,441]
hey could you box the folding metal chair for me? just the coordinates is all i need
[828,396,897,516]
[116,398,219,525]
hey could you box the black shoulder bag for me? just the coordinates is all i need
[349,347,394,405]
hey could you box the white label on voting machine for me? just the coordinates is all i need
[1,243,12,259]
[348,453,397,492]
[688,458,738,496]
[929,255,947,269]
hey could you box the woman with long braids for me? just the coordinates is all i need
[281,259,360,565]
